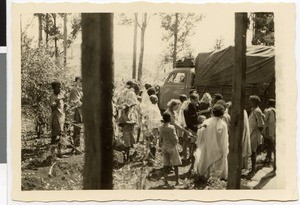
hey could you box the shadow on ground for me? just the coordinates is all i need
[253,170,276,189]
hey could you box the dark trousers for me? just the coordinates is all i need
[73,108,82,147]
[264,137,276,170]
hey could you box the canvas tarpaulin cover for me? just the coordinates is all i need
[194,45,275,86]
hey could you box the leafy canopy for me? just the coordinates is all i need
[21,34,74,122]
[159,13,203,64]
[251,12,274,46]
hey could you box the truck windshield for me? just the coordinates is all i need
[167,72,186,84]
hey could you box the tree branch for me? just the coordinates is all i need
[145,13,151,27]
[135,14,142,29]
[142,13,148,28]
[22,17,35,36]
[178,13,192,32]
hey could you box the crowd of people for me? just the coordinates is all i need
[114,80,276,187]
[48,78,276,187]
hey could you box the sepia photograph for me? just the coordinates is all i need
[10,2,297,202]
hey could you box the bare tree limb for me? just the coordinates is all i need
[21,17,35,36]
[135,14,142,29]
[145,13,151,27]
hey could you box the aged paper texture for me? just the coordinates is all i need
[10,2,297,202]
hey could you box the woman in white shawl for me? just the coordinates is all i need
[140,84,156,143]
[194,104,229,179]
[140,84,153,115]
[242,110,252,169]
[226,102,251,169]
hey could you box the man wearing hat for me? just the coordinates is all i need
[248,95,264,176]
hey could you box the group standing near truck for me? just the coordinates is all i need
[111,77,276,186]
[48,45,276,187]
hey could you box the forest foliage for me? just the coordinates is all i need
[21,36,75,123]
[251,12,274,46]
[21,13,81,125]
[159,13,203,67]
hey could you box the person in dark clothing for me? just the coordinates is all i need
[132,82,140,96]
[183,93,200,171]
[144,83,152,90]
[185,93,200,134]
[180,90,197,160]
[179,94,188,104]
[147,87,156,96]
[211,93,223,106]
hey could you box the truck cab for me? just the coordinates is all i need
[158,67,195,111]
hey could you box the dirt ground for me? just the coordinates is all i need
[22,135,274,191]
[21,133,215,190]
[21,115,276,190]
[21,133,84,191]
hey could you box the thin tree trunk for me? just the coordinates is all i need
[38,14,43,48]
[53,14,58,58]
[173,13,178,68]
[45,14,49,47]
[82,13,114,189]
[132,13,138,80]
[137,13,147,84]
[63,13,67,67]
[227,12,247,189]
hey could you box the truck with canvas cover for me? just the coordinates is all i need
[158,45,275,111]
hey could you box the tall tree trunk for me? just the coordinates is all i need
[20,15,23,50]
[82,13,114,189]
[227,13,247,189]
[52,14,58,58]
[63,13,68,67]
[38,14,43,48]
[45,14,49,47]
[172,13,179,68]
[252,13,256,45]
[132,13,138,80]
[137,13,147,84]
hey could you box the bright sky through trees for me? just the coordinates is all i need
[22,11,254,55]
